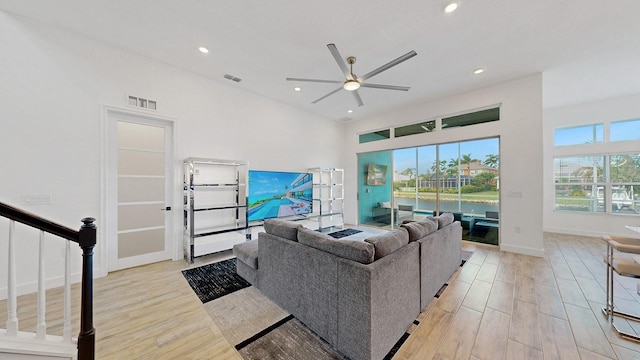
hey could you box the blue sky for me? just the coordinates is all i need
[554,119,640,146]
[393,138,499,174]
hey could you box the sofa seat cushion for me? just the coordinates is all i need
[298,227,374,264]
[364,227,409,260]
[233,239,259,269]
[264,219,302,241]
[401,218,438,241]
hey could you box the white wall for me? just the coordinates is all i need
[543,93,640,237]
[344,75,545,256]
[0,12,344,298]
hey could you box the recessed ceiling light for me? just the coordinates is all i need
[198,47,209,54]
[294,87,301,92]
[444,2,459,13]
[347,110,353,113]
[473,68,484,75]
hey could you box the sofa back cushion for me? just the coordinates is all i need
[400,218,439,242]
[419,217,439,234]
[298,228,375,264]
[400,221,425,241]
[429,212,454,229]
[264,219,302,241]
[364,227,409,260]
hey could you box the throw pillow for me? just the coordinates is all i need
[263,219,302,241]
[298,227,375,264]
[400,221,426,242]
[365,227,409,260]
[378,201,391,208]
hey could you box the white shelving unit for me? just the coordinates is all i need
[308,168,344,230]
[183,158,248,263]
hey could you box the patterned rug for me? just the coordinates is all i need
[185,250,474,359]
[328,228,363,239]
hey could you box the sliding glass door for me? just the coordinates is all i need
[358,137,500,245]
[358,150,393,227]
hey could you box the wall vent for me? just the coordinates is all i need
[128,95,157,110]
[224,74,242,82]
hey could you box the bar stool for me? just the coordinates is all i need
[602,234,640,342]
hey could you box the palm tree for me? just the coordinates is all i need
[430,160,446,188]
[401,168,416,187]
[483,154,499,168]
[431,160,446,174]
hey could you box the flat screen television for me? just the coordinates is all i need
[248,170,313,222]
[366,163,388,185]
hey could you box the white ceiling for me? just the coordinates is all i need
[2,0,640,122]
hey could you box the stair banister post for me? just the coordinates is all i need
[77,217,96,360]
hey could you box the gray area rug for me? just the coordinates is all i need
[181,258,250,303]
[194,250,474,359]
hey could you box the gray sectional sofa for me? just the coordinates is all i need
[233,214,462,360]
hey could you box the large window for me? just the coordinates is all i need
[394,120,435,138]
[442,108,499,129]
[359,129,391,144]
[387,137,500,245]
[554,118,640,215]
[554,154,640,214]
[554,124,603,146]
[610,153,640,213]
[554,156,605,212]
[610,119,640,142]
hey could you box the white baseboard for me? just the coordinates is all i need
[543,226,608,239]
[499,243,545,257]
[0,329,76,359]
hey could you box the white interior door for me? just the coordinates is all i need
[106,109,174,271]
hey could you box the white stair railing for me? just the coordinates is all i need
[0,201,95,360]
[1,219,76,359]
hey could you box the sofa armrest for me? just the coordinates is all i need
[258,232,339,345]
[418,221,462,309]
[336,242,420,360]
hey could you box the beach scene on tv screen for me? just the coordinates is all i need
[248,171,313,222]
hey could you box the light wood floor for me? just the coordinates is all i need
[3,233,640,359]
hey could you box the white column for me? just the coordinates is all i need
[6,220,18,336]
[36,230,46,340]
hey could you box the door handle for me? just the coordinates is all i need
[161,206,172,211]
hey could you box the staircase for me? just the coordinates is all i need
[0,202,95,360]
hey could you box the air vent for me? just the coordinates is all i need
[224,74,242,82]
[128,95,157,110]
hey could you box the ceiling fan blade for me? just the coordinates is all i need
[286,77,343,84]
[311,87,343,104]
[359,50,417,81]
[327,43,351,79]
[352,90,364,107]
[360,83,411,91]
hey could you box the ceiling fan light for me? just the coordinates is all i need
[343,80,361,91]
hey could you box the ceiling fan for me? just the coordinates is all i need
[286,43,417,107]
